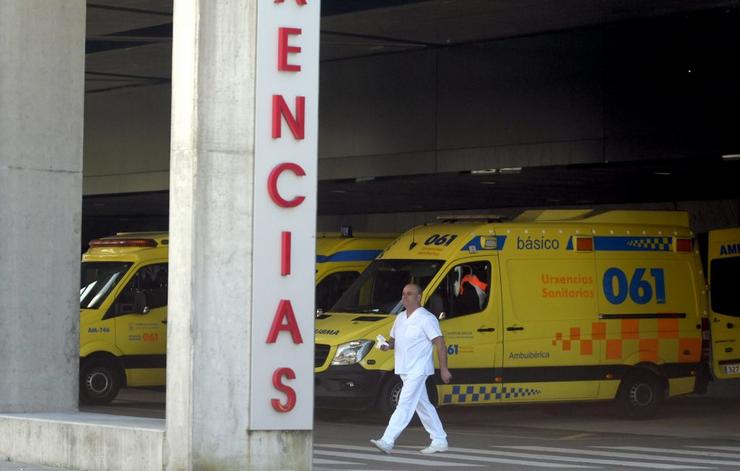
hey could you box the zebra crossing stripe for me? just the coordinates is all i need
[504,446,730,468]
[689,447,740,452]
[315,468,394,471]
[445,446,705,469]
[313,449,479,467]
[318,444,590,468]
[595,446,740,460]
[313,457,363,465]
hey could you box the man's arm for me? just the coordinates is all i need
[432,336,452,384]
[380,337,395,351]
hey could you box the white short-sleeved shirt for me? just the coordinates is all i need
[390,307,443,376]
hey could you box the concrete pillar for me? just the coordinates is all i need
[167,0,319,469]
[0,1,85,412]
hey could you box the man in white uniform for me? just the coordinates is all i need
[371,283,452,454]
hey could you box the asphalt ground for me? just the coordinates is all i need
[3,380,740,470]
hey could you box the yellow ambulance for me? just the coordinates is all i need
[706,227,740,380]
[79,230,394,404]
[315,232,398,312]
[314,210,706,418]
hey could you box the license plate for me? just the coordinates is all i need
[723,364,740,375]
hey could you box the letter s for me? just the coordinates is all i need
[271,367,297,413]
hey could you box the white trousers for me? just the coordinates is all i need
[380,374,447,445]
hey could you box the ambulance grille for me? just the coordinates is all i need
[315,344,330,368]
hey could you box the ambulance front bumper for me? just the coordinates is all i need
[314,365,390,410]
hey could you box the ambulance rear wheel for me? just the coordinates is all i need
[378,376,403,420]
[80,359,122,405]
[618,371,664,419]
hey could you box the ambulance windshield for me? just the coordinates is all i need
[329,259,443,314]
[80,261,133,309]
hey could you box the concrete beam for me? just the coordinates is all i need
[0,0,85,412]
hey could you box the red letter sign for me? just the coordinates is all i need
[274,0,307,4]
[271,367,297,412]
[281,231,291,276]
[266,299,304,344]
[278,28,302,72]
[272,95,305,139]
[267,162,306,208]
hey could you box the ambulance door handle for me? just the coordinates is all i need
[506,326,524,331]
[477,327,495,332]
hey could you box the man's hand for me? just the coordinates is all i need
[440,367,452,384]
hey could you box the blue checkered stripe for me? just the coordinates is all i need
[442,385,541,404]
[626,237,671,251]
[593,236,672,252]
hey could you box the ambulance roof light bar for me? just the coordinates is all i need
[436,215,507,223]
[89,238,157,248]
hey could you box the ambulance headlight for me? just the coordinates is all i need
[332,340,374,366]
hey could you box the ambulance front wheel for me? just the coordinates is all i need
[378,376,403,419]
[617,371,665,419]
[377,376,439,420]
[80,358,122,405]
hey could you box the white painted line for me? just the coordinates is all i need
[502,447,719,468]
[315,468,389,471]
[313,449,480,467]
[441,446,707,470]
[319,444,591,468]
[313,457,364,465]
[595,447,740,459]
[689,447,740,452]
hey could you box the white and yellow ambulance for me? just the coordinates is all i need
[314,210,707,418]
[79,230,394,404]
[706,227,740,380]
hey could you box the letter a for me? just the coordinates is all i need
[266,299,304,344]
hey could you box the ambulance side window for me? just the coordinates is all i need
[316,271,360,312]
[104,263,168,319]
[426,262,491,320]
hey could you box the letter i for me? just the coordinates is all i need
[281,231,291,276]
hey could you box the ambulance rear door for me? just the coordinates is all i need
[708,228,740,379]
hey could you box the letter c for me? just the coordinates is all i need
[268,162,305,208]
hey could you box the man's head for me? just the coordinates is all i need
[401,283,422,312]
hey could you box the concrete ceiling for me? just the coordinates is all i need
[83,0,740,221]
[85,0,740,91]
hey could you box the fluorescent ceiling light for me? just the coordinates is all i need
[721,154,740,161]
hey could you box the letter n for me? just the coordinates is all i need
[272,95,305,139]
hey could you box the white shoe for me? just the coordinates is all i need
[370,438,393,454]
[420,441,448,454]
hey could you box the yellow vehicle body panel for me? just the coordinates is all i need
[314,210,705,413]
[707,227,740,379]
